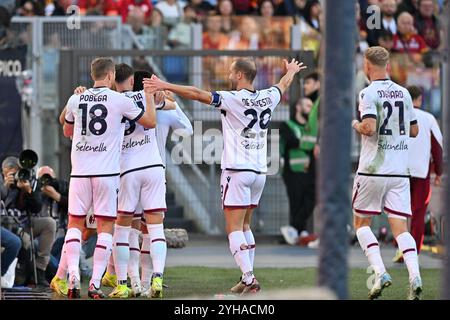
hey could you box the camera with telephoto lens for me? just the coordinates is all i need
[13,149,38,185]
[38,173,56,187]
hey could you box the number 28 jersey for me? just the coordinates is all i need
[65,87,144,177]
[357,79,417,176]
[210,87,282,173]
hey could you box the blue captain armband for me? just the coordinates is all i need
[210,91,222,108]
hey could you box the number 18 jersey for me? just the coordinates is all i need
[65,87,144,177]
[357,79,417,176]
[210,86,282,173]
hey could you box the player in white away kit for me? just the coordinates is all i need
[146,58,306,294]
[105,63,174,299]
[351,47,421,300]
[131,70,193,297]
[60,58,157,299]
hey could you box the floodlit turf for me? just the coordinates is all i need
[66,267,441,300]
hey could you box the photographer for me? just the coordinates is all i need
[0,156,56,287]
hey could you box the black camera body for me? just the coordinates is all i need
[38,173,57,188]
[13,149,38,185]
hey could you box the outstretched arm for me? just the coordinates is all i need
[275,58,307,95]
[144,75,213,105]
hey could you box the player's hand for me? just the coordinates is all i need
[143,75,167,93]
[154,91,165,105]
[283,58,307,74]
[17,179,32,194]
[352,120,360,129]
[74,86,87,95]
[434,175,442,187]
[4,173,15,189]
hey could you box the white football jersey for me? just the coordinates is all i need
[65,87,144,177]
[156,102,193,165]
[408,108,443,178]
[357,79,417,176]
[211,86,282,173]
[121,90,163,174]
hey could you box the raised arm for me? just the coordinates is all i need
[144,75,213,105]
[275,58,307,95]
[136,83,157,129]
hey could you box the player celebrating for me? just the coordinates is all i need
[61,57,156,299]
[351,47,421,300]
[132,70,194,296]
[145,58,306,294]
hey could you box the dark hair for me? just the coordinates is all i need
[91,57,115,80]
[115,63,134,84]
[304,71,320,82]
[407,85,422,100]
[133,70,152,91]
[259,0,274,15]
[233,58,257,82]
[378,29,394,41]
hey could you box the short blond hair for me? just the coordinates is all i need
[365,46,390,67]
[91,57,115,80]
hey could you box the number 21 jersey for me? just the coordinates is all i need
[65,87,144,177]
[357,79,417,176]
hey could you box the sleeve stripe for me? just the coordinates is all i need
[410,120,418,125]
[272,85,282,98]
[64,118,74,124]
[362,114,377,120]
[131,109,145,123]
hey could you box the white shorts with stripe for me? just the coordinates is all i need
[68,175,120,220]
[220,170,266,210]
[118,165,167,216]
[352,173,412,218]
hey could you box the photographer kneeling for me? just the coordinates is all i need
[1,156,56,287]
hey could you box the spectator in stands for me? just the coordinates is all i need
[1,156,55,287]
[397,0,420,16]
[216,0,234,34]
[414,0,442,50]
[227,15,259,49]
[155,0,185,26]
[271,0,295,16]
[366,0,398,47]
[377,29,394,52]
[203,14,229,49]
[190,0,215,21]
[16,1,43,16]
[150,8,165,27]
[127,6,158,48]
[78,0,120,16]
[355,1,369,53]
[392,11,428,54]
[292,0,307,17]
[167,5,197,49]
[232,0,256,15]
[302,0,321,32]
[120,0,153,23]
[259,0,274,17]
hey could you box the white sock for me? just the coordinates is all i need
[112,225,131,283]
[356,226,386,276]
[147,224,167,275]
[396,232,420,282]
[107,252,115,275]
[90,232,113,288]
[64,228,82,279]
[128,228,141,284]
[244,229,256,269]
[140,233,152,288]
[56,243,68,279]
[228,231,254,285]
